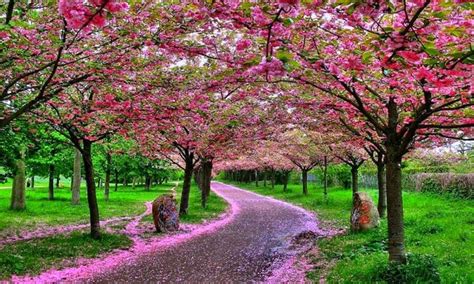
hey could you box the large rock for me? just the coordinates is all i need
[350,192,380,231]
[152,194,179,233]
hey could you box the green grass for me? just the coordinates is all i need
[178,183,228,224]
[223,180,474,283]
[0,231,132,279]
[0,181,175,236]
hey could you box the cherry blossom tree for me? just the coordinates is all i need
[0,0,132,128]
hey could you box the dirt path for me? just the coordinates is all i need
[89,182,323,283]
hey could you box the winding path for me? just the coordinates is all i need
[90,182,321,283]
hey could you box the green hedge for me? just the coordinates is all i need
[408,173,474,199]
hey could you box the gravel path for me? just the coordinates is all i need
[91,182,319,283]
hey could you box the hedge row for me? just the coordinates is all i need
[407,173,474,199]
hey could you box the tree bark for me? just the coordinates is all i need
[200,159,213,208]
[271,169,275,190]
[56,175,60,188]
[302,169,308,195]
[82,140,101,239]
[386,145,406,263]
[31,175,35,189]
[179,152,194,216]
[114,169,119,192]
[48,164,55,200]
[104,152,111,200]
[5,0,15,25]
[10,152,26,210]
[72,148,81,205]
[255,170,259,187]
[263,171,267,187]
[351,166,359,197]
[283,171,289,192]
[377,162,387,218]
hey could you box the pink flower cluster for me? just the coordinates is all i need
[58,0,128,29]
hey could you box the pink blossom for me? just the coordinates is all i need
[236,39,252,51]
[398,50,422,65]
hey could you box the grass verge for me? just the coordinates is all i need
[0,231,132,280]
[0,183,174,236]
[223,180,474,283]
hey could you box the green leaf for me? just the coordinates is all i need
[362,51,373,64]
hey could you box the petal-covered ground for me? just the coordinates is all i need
[14,182,335,283]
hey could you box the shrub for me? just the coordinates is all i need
[374,253,441,284]
[410,173,474,199]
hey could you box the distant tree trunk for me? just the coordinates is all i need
[104,152,111,201]
[377,161,387,218]
[179,152,194,216]
[255,170,259,187]
[132,177,136,189]
[123,177,127,187]
[82,140,101,239]
[10,151,26,210]
[200,159,213,208]
[48,164,55,200]
[351,166,359,197]
[72,148,81,205]
[145,174,151,191]
[302,169,308,195]
[263,171,267,187]
[271,169,275,189]
[56,175,60,188]
[283,170,290,192]
[114,169,119,192]
[323,156,328,199]
[31,176,35,189]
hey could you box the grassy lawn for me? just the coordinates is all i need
[0,180,175,236]
[0,232,132,280]
[0,179,227,280]
[223,180,474,283]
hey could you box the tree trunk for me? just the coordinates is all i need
[263,171,267,187]
[48,164,55,200]
[377,162,387,218]
[194,166,202,191]
[302,170,308,195]
[132,177,136,189]
[271,169,275,190]
[114,169,119,192]
[145,174,151,191]
[56,175,60,188]
[72,148,81,205]
[31,176,35,189]
[5,0,15,25]
[351,166,358,197]
[283,171,289,192]
[255,170,259,187]
[179,153,194,216]
[386,146,406,263]
[82,140,101,239]
[323,156,328,199]
[200,159,213,208]
[10,152,26,210]
[104,153,111,201]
